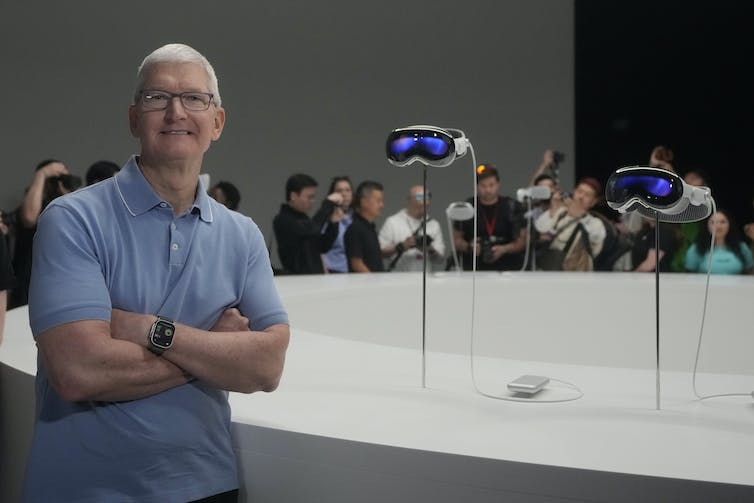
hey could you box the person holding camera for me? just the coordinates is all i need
[273,173,345,274]
[9,159,81,308]
[534,177,607,271]
[379,185,445,272]
[453,164,526,271]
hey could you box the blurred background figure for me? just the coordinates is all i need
[534,177,606,271]
[209,180,241,211]
[628,219,679,272]
[85,160,120,186]
[379,185,445,272]
[454,164,526,271]
[9,159,81,308]
[322,176,353,273]
[273,174,344,274]
[345,181,384,272]
[669,166,710,272]
[685,208,753,275]
[649,145,675,172]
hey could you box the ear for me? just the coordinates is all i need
[128,105,139,138]
[211,107,226,141]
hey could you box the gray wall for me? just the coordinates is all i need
[0,1,573,264]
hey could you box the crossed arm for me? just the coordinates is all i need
[37,308,290,403]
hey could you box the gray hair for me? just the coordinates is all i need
[133,43,222,107]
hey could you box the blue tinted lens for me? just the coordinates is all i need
[391,137,416,156]
[615,175,673,197]
[418,137,449,156]
[387,130,453,164]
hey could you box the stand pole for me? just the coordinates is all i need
[421,165,428,388]
[654,212,661,410]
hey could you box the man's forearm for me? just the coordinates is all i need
[111,310,289,394]
[38,321,191,403]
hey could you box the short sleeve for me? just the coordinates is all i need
[28,204,112,337]
[344,225,365,260]
[685,244,702,272]
[238,220,289,331]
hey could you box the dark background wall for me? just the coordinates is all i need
[0,0,574,267]
[576,0,754,226]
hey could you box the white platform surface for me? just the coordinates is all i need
[3,271,754,501]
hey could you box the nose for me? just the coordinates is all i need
[164,96,188,120]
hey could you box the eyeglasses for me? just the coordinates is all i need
[139,90,214,111]
[414,192,432,201]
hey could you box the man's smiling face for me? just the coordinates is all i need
[129,61,225,166]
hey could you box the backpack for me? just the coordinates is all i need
[536,215,594,271]
[591,212,633,271]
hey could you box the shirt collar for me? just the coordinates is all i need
[114,155,213,223]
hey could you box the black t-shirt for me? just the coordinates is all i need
[344,212,384,272]
[458,196,525,271]
[631,223,678,272]
[1,235,15,291]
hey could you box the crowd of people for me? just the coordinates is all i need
[3,148,754,325]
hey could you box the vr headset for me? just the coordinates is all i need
[386,125,468,168]
[606,166,712,223]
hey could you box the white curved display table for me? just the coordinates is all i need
[3,272,754,502]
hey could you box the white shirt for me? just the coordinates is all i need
[378,208,446,272]
[534,207,606,256]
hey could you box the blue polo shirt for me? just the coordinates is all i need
[23,156,288,503]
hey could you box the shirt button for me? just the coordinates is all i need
[160,202,168,208]
[171,223,176,231]
[171,243,179,251]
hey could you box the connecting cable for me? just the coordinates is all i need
[466,143,582,404]
[518,197,534,272]
[691,200,751,401]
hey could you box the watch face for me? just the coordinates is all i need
[152,320,175,348]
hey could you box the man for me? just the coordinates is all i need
[379,185,445,272]
[534,177,607,271]
[454,164,526,271]
[23,44,289,503]
[345,180,384,272]
[273,173,344,274]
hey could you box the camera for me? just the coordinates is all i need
[480,236,503,263]
[552,151,565,164]
[414,234,434,251]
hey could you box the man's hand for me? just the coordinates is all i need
[35,161,69,181]
[211,308,251,332]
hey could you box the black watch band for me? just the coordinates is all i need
[147,316,175,355]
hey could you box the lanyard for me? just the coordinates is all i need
[480,205,497,237]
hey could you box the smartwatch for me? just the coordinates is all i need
[147,316,176,355]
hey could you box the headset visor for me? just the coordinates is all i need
[386,127,456,167]
[606,168,684,210]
